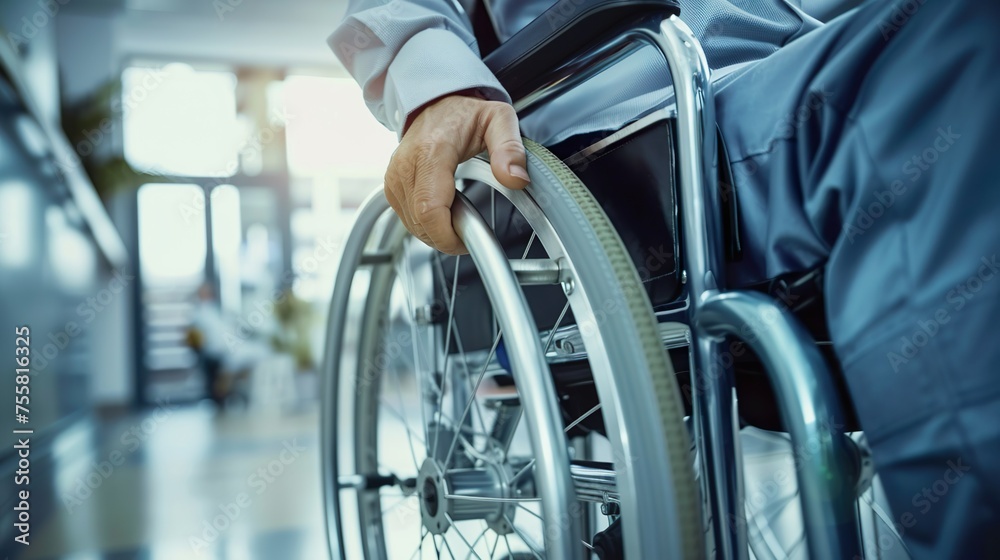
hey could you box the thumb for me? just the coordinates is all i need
[481,103,529,190]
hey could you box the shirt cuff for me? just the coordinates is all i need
[383,28,510,137]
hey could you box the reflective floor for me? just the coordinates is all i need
[17,387,906,559]
[25,400,326,560]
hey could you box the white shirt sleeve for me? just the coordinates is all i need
[329,1,511,136]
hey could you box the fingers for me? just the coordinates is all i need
[381,94,524,255]
[481,103,529,191]
[410,143,467,255]
[418,205,467,255]
[384,163,428,242]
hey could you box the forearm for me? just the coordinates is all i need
[329,0,510,135]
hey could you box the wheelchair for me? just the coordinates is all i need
[321,1,906,558]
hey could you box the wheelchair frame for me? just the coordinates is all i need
[324,14,864,560]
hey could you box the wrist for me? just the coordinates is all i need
[403,88,491,136]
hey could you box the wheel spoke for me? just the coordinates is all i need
[383,277,425,472]
[489,532,500,558]
[396,241,434,449]
[442,534,459,560]
[444,494,542,504]
[786,532,807,556]
[411,528,428,560]
[542,301,571,355]
[522,231,537,259]
[387,384,423,471]
[564,404,601,434]
[443,333,503,468]
[432,256,490,455]
[507,516,544,559]
[746,487,799,559]
[378,396,427,446]
[509,461,534,488]
[467,524,492,560]
[442,233,551,470]
[431,254,463,458]
[516,503,544,521]
[861,486,912,555]
[502,300,575,486]
[445,514,484,560]
[510,403,602,487]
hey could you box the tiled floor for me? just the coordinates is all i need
[26,401,326,560]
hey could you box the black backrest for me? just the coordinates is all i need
[481,0,680,100]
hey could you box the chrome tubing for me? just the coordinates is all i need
[639,16,748,560]
[698,291,862,560]
[452,191,582,558]
[321,189,392,560]
[571,463,619,504]
[509,258,564,285]
[645,17,861,560]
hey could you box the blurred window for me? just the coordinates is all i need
[123,64,240,177]
[0,181,34,268]
[270,75,396,177]
[211,185,242,316]
[137,183,206,284]
[270,74,396,300]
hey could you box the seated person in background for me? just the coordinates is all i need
[329,0,1000,556]
[189,283,229,405]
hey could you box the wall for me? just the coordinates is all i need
[0,1,63,125]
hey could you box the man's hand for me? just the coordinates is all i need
[385,93,529,255]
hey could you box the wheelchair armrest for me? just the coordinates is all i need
[483,0,680,101]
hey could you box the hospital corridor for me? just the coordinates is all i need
[2,0,998,559]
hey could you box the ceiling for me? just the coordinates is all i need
[60,0,350,70]
[65,0,345,24]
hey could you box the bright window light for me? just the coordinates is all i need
[123,64,240,177]
[138,184,207,284]
[211,185,242,315]
[271,75,397,177]
[0,181,34,268]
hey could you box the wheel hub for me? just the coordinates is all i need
[417,458,516,535]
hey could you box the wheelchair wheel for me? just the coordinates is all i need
[323,140,702,559]
[740,429,909,560]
